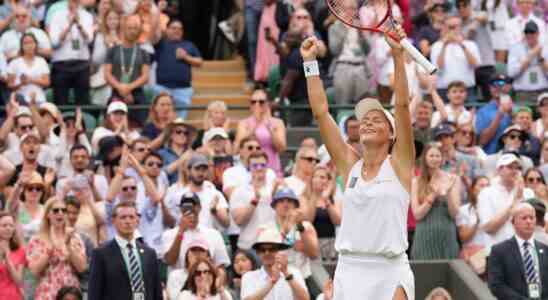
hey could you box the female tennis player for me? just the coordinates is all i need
[301,25,415,300]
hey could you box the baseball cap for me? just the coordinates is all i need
[524,20,539,34]
[354,98,396,140]
[271,187,300,208]
[187,154,209,169]
[489,73,511,85]
[187,237,210,252]
[179,192,200,207]
[106,101,128,114]
[496,152,521,169]
[512,106,533,116]
[433,123,455,139]
[537,92,548,106]
[39,102,60,119]
[202,127,229,144]
[16,106,32,117]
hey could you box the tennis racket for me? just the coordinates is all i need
[326,0,438,74]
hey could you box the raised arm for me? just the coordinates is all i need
[300,36,359,177]
[386,27,415,191]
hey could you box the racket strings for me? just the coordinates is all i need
[327,0,389,29]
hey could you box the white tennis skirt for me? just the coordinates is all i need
[333,252,415,300]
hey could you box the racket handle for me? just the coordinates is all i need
[400,39,438,75]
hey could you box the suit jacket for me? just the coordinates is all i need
[488,236,548,300]
[88,239,163,300]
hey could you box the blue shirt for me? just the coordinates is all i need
[154,39,201,89]
[158,146,180,184]
[475,101,512,154]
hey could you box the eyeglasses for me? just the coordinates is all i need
[300,156,320,164]
[247,145,261,151]
[507,134,521,140]
[257,246,278,254]
[122,186,137,192]
[146,161,163,168]
[174,129,189,136]
[527,177,543,183]
[19,125,34,131]
[459,130,473,137]
[26,186,43,193]
[51,208,67,214]
[250,162,267,171]
[250,100,266,106]
[195,269,212,277]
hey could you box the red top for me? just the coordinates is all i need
[0,246,26,300]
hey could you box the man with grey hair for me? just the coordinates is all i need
[488,202,548,299]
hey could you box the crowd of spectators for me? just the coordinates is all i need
[0,0,546,299]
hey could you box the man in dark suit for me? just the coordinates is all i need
[88,200,163,300]
[488,202,548,299]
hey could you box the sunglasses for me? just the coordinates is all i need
[146,162,163,168]
[51,208,67,214]
[195,269,212,277]
[459,130,473,137]
[247,145,261,151]
[491,80,507,87]
[26,186,43,192]
[122,186,137,192]
[250,99,266,106]
[295,15,310,20]
[174,129,189,136]
[135,147,149,153]
[300,156,320,164]
[19,125,34,131]
[15,14,28,18]
[527,177,543,183]
[250,162,267,171]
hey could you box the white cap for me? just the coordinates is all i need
[39,102,60,119]
[355,98,396,140]
[538,92,548,105]
[496,153,521,169]
[202,127,228,144]
[252,227,291,250]
[16,106,32,117]
[107,101,128,114]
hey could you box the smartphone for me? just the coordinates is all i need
[181,202,194,214]
[72,174,88,190]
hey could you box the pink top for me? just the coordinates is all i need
[254,2,280,81]
[27,237,83,300]
[0,247,26,300]
[244,116,282,176]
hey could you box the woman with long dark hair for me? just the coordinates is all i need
[178,258,232,300]
[0,212,25,300]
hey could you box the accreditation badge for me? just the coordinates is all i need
[133,292,145,300]
[529,283,540,299]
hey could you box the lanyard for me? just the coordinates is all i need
[120,45,137,78]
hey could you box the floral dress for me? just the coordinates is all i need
[26,236,84,300]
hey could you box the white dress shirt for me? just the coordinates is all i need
[515,235,541,283]
[507,42,548,92]
[48,7,94,62]
[477,183,535,248]
[430,40,481,88]
[241,266,306,300]
[503,14,546,51]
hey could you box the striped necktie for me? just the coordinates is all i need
[523,241,539,284]
[127,243,145,293]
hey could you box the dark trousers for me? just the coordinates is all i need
[475,65,496,101]
[51,60,90,105]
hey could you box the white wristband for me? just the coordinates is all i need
[303,60,320,77]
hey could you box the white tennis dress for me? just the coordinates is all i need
[333,158,415,300]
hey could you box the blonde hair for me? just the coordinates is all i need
[37,197,67,244]
[207,101,227,113]
[99,8,120,36]
[425,287,453,300]
[302,165,333,200]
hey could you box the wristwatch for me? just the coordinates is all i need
[285,274,294,281]
[210,207,217,215]
[296,223,305,233]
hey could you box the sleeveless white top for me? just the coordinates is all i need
[335,158,410,257]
